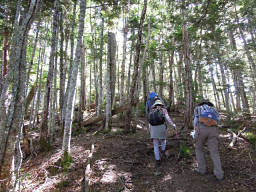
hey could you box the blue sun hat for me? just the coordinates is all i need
[149,92,157,99]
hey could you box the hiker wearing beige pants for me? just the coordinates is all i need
[195,123,224,180]
[193,99,224,181]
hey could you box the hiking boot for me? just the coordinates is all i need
[216,176,224,182]
[154,160,161,176]
[193,168,206,176]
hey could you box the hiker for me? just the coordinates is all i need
[146,97,177,174]
[193,99,224,181]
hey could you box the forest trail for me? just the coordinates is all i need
[21,112,256,192]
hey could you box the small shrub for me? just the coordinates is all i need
[61,152,72,172]
[56,180,68,189]
[178,142,191,159]
[243,132,256,145]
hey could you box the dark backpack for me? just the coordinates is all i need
[148,108,165,126]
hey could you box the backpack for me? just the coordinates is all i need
[148,107,165,126]
[199,105,218,126]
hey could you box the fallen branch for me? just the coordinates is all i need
[227,127,247,148]
[82,103,133,126]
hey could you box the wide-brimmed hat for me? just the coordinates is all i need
[198,99,214,107]
[152,99,164,107]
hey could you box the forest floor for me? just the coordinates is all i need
[20,112,256,192]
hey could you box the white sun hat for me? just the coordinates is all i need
[152,99,164,107]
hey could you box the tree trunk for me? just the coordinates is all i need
[120,2,129,106]
[168,37,175,110]
[125,0,147,133]
[217,55,230,113]
[97,14,104,115]
[62,0,86,154]
[80,43,86,112]
[40,0,59,149]
[62,0,77,130]
[182,23,193,129]
[105,32,117,131]
[0,0,40,190]
[59,7,66,120]
[26,19,41,89]
[182,0,193,129]
[126,27,135,99]
[142,17,151,105]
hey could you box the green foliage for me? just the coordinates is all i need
[243,132,256,145]
[72,127,86,137]
[56,180,68,189]
[178,142,191,159]
[61,152,72,172]
[137,101,145,115]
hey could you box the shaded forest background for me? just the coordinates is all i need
[0,0,256,191]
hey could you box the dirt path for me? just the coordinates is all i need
[21,113,256,191]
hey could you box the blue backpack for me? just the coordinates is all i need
[199,105,218,126]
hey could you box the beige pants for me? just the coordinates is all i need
[195,123,224,180]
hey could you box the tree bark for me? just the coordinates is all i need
[120,2,129,106]
[182,0,193,129]
[142,17,151,105]
[168,37,175,110]
[105,32,117,131]
[97,14,104,115]
[126,27,135,99]
[62,0,86,154]
[40,0,59,149]
[0,0,40,190]
[125,0,147,133]
[62,0,77,129]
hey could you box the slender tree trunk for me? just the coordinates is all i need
[59,7,66,120]
[97,15,104,115]
[142,17,151,105]
[168,37,175,110]
[34,37,46,128]
[159,49,164,99]
[62,0,77,129]
[40,0,59,149]
[80,43,86,111]
[151,61,157,93]
[26,19,41,89]
[0,0,40,190]
[2,27,8,79]
[126,28,135,99]
[217,55,230,113]
[125,0,147,133]
[177,51,183,100]
[120,3,129,106]
[62,0,86,154]
[105,32,116,131]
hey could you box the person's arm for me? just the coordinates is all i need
[193,107,199,128]
[162,108,177,136]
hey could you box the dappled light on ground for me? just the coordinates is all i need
[20,112,256,191]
